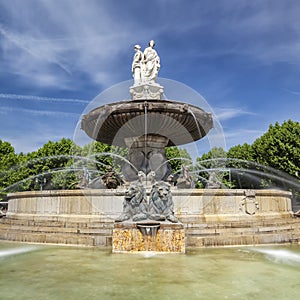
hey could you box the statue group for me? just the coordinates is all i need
[115,181,178,223]
[132,40,160,84]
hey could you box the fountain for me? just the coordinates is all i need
[80,41,214,253]
[0,41,300,250]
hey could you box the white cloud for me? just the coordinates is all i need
[223,128,265,149]
[214,107,256,121]
[1,0,299,91]
[1,109,80,153]
[0,1,138,89]
[175,1,300,66]
[0,0,299,155]
[218,2,300,65]
[0,25,71,75]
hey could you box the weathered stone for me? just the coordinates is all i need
[1,189,300,247]
[81,100,213,147]
[130,83,164,100]
[112,221,185,253]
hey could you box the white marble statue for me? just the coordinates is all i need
[131,40,160,85]
[143,40,160,83]
[131,44,144,85]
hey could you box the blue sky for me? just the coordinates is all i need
[0,0,299,154]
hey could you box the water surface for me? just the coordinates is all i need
[0,242,299,300]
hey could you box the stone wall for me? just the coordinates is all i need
[1,188,299,247]
[5,188,293,217]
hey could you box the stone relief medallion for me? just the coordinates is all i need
[239,190,259,215]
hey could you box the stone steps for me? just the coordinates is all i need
[187,233,299,247]
[0,217,114,246]
[186,217,300,247]
[1,218,114,229]
[1,215,300,248]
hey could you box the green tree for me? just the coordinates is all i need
[32,138,79,171]
[0,138,83,193]
[23,138,80,190]
[0,140,20,198]
[226,143,257,189]
[196,147,228,188]
[196,147,227,172]
[81,141,113,175]
[80,141,128,182]
[227,143,254,162]
[252,120,300,177]
[197,147,227,162]
[0,140,19,171]
[165,146,192,173]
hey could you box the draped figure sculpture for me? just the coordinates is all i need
[132,40,160,85]
[131,44,144,85]
[143,40,160,83]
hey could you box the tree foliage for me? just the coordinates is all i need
[196,147,229,188]
[194,120,300,190]
[0,140,20,197]
[252,120,300,177]
[227,143,254,162]
[0,138,130,198]
[1,119,299,198]
[165,146,192,173]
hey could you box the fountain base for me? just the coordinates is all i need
[112,220,185,253]
[1,189,299,248]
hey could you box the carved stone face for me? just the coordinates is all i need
[125,185,137,199]
[157,184,170,201]
[149,40,155,47]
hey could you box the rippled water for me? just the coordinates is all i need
[0,242,299,300]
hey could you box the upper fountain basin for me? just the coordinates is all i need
[81,99,213,147]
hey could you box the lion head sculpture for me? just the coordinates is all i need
[148,181,178,223]
[115,183,148,222]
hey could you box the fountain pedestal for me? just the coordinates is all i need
[112,221,185,253]
[129,82,164,100]
[123,135,171,181]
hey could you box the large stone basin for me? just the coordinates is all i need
[1,189,299,247]
[81,99,213,147]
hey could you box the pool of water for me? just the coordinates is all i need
[0,242,299,300]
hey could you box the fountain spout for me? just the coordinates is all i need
[137,222,160,237]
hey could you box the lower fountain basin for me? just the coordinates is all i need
[1,189,299,248]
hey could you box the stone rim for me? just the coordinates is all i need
[81,99,213,147]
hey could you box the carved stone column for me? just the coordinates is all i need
[122,134,171,181]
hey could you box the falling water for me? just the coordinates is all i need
[250,247,300,266]
[85,152,140,174]
[144,101,148,184]
[187,107,202,138]
[137,223,160,251]
[154,157,194,174]
[0,245,40,258]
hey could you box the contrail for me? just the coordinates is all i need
[0,93,89,104]
[283,88,300,96]
[1,106,80,117]
[0,25,72,75]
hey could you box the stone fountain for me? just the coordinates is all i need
[81,44,212,183]
[81,40,213,252]
[0,41,299,249]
